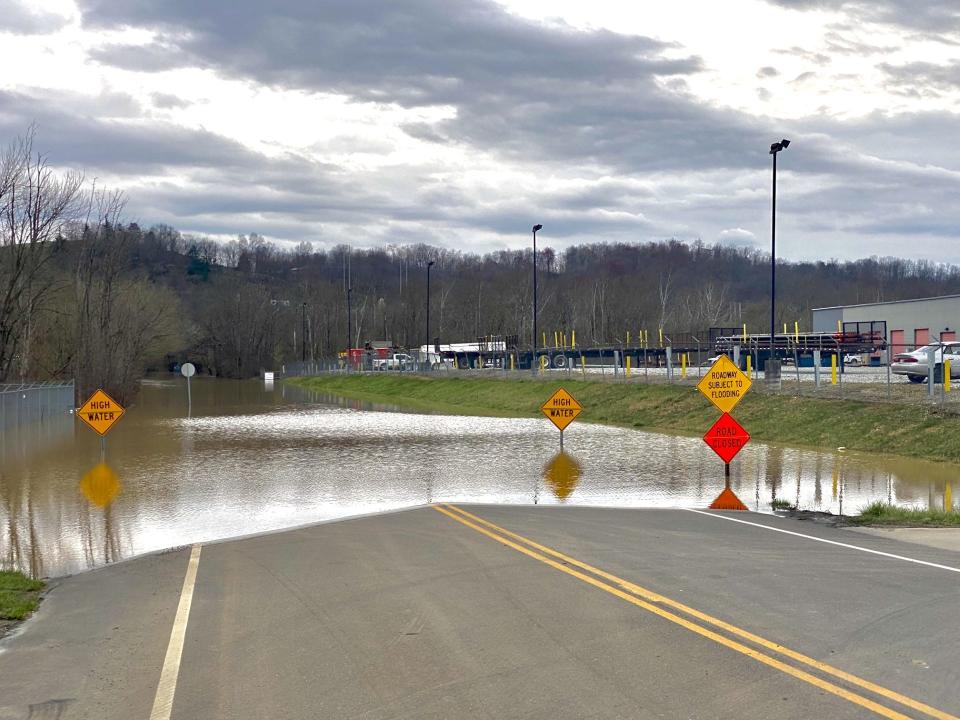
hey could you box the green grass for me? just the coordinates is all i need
[851,501,960,526]
[289,373,960,463]
[0,571,44,621]
[770,498,793,510]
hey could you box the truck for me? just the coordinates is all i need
[373,353,414,371]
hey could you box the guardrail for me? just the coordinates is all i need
[0,380,75,431]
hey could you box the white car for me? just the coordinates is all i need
[843,353,862,366]
[891,343,960,383]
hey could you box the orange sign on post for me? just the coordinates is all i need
[76,389,125,436]
[540,388,582,432]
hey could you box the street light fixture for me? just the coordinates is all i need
[532,224,542,373]
[769,139,790,363]
[426,260,435,369]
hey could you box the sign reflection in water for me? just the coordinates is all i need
[1,378,959,578]
[543,452,583,501]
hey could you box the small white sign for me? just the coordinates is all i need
[264,371,275,381]
[180,362,196,378]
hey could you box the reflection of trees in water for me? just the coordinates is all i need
[0,470,44,578]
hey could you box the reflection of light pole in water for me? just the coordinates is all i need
[346,285,353,370]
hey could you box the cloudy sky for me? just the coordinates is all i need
[1,0,959,261]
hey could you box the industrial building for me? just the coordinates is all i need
[813,294,960,355]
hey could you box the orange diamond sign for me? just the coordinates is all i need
[541,388,582,432]
[76,389,125,436]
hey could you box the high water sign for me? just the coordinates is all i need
[76,389,125,436]
[541,387,582,432]
[697,355,751,414]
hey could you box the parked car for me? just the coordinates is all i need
[843,353,862,366]
[891,343,960,383]
[373,353,414,371]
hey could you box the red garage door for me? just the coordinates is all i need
[915,328,930,347]
[890,329,904,355]
[941,331,956,342]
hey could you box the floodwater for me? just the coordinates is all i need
[1,377,955,578]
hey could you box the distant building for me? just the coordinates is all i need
[813,294,960,353]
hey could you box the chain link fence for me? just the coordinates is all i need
[0,380,75,431]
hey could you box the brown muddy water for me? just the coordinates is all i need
[1,377,955,577]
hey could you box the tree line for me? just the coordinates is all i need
[4,129,959,400]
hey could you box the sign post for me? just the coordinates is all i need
[697,356,752,509]
[540,388,582,450]
[181,362,196,417]
[76,389,126,458]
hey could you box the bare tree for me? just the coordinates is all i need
[0,126,84,381]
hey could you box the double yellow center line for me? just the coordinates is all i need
[434,504,957,720]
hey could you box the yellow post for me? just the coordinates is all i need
[510,354,515,371]
[454,356,459,369]
[746,354,752,375]
[831,353,838,384]
[946,480,953,511]
[626,330,631,345]
[540,354,547,374]
[572,330,577,349]
[783,322,788,334]
[681,353,687,378]
[837,320,842,333]
[658,328,663,347]
[542,331,547,348]
[626,355,631,377]
[742,324,747,343]
[794,321,799,342]
[581,355,586,376]
[561,331,566,349]
[946,360,952,393]
[645,329,649,346]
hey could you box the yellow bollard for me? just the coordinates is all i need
[572,330,577,349]
[742,323,747,343]
[681,353,687,378]
[658,328,663,347]
[831,353,838,385]
[746,354,752,375]
[837,320,842,334]
[554,331,559,349]
[542,331,547,348]
[581,355,586,376]
[626,331,631,346]
[454,356,459,370]
[540,355,547,374]
[946,360,952,392]
[626,355,631,377]
[783,322,788,334]
[510,354,515,371]
[794,321,799,342]
[645,329,649,346]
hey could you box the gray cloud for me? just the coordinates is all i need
[765,1,960,36]
[0,0,69,34]
[0,0,949,263]
[879,60,960,94]
[757,66,779,78]
[150,92,192,109]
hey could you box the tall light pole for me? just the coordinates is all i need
[769,139,790,361]
[346,285,353,369]
[426,260,435,367]
[532,224,542,372]
[301,302,307,362]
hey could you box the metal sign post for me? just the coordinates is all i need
[181,362,196,417]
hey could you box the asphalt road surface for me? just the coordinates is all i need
[3,506,960,720]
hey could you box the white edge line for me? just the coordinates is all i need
[686,509,960,574]
[149,544,202,720]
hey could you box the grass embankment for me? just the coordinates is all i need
[850,501,960,526]
[0,571,44,622]
[290,374,960,463]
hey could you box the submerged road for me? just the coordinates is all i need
[3,506,960,719]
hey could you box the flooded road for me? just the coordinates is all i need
[1,377,955,577]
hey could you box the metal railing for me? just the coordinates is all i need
[0,380,75,431]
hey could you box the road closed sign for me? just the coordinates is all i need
[697,355,752,414]
[703,413,751,463]
[76,389,125,436]
[541,388,582,432]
